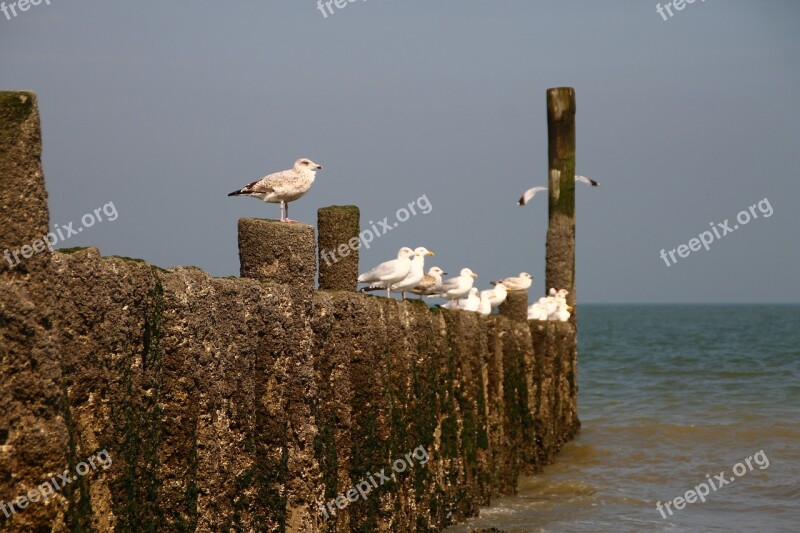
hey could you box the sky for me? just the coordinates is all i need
[2,1,799,303]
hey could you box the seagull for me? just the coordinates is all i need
[518,175,598,206]
[478,290,494,315]
[409,266,447,298]
[363,247,434,300]
[575,175,599,187]
[358,247,415,297]
[228,158,322,222]
[458,288,482,312]
[491,273,532,291]
[488,282,507,309]
[430,268,478,305]
[528,302,548,321]
[517,186,546,206]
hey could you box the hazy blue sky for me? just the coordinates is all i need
[2,1,798,303]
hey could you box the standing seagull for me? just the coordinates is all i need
[388,247,435,300]
[363,247,435,300]
[228,158,322,222]
[518,175,598,206]
[358,247,415,297]
[429,268,478,306]
[409,267,447,298]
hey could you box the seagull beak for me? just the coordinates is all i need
[470,273,478,279]
[316,165,323,170]
[442,272,448,276]
[427,251,435,256]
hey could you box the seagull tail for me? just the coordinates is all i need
[361,285,385,293]
[589,178,599,187]
[228,189,245,197]
[518,195,526,206]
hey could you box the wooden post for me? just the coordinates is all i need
[545,87,576,315]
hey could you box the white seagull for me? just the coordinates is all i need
[228,158,322,222]
[430,268,478,305]
[518,175,598,206]
[491,273,533,291]
[488,282,508,309]
[575,175,599,187]
[384,247,435,300]
[358,247,415,297]
[440,287,478,310]
[478,290,494,315]
[517,186,547,206]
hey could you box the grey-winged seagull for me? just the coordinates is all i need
[358,247,415,297]
[387,247,434,300]
[363,247,434,300]
[228,158,322,222]
[429,268,478,306]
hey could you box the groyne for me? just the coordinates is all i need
[0,91,579,532]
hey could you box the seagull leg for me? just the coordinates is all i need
[279,201,285,222]
[283,202,299,223]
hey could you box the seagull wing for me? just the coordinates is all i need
[259,168,305,194]
[359,258,410,283]
[438,278,458,293]
[518,186,547,206]
[575,175,598,187]
[359,259,399,282]
[411,274,435,294]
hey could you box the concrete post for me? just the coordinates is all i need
[237,218,316,289]
[500,289,529,321]
[317,205,360,291]
[0,91,50,275]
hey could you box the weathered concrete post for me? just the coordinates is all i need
[545,87,577,314]
[317,205,360,291]
[0,91,50,275]
[237,218,316,289]
[500,290,529,321]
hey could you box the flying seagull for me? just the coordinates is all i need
[228,158,322,222]
[575,175,599,187]
[518,175,598,206]
[518,187,547,206]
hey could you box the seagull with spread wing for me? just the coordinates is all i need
[518,175,598,206]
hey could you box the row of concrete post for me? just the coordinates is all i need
[237,87,576,323]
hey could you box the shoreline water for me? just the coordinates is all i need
[446,304,800,532]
